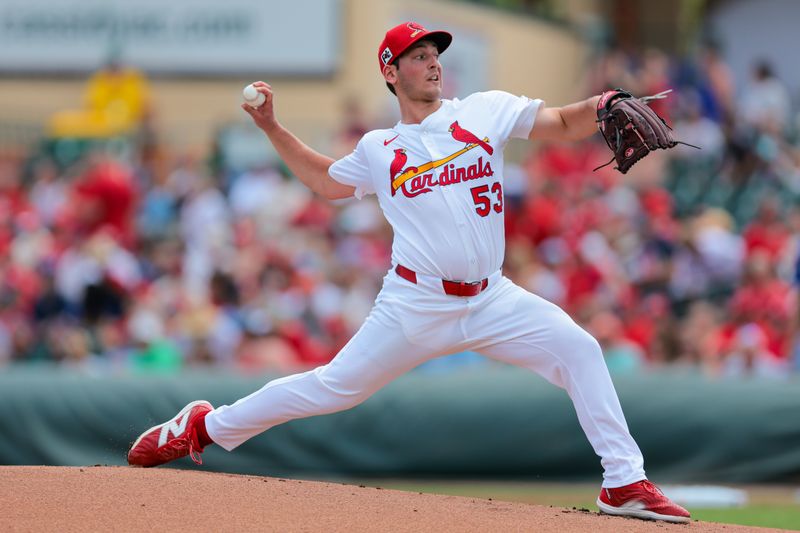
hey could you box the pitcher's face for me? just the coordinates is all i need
[389,41,442,103]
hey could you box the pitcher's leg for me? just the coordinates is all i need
[205,304,438,451]
[473,280,645,487]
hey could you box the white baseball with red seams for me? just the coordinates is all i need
[243,84,265,108]
[204,90,648,488]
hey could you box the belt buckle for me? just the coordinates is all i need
[442,278,483,297]
[457,279,482,296]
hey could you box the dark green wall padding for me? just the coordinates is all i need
[1,366,799,483]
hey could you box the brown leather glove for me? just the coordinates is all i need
[595,89,679,174]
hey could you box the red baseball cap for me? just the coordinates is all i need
[378,21,452,73]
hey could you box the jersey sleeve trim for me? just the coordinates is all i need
[328,169,368,200]
[511,97,543,140]
[328,134,380,200]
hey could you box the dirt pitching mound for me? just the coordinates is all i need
[0,466,784,532]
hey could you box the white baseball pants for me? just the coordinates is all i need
[205,269,646,488]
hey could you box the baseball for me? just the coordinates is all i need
[243,84,266,108]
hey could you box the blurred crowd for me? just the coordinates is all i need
[2,42,800,379]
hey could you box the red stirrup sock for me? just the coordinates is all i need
[195,412,214,448]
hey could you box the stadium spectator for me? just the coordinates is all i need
[3,39,800,380]
[48,52,153,139]
[740,60,791,133]
[587,310,646,374]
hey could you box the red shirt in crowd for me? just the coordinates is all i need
[72,158,137,246]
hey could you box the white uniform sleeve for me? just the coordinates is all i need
[328,138,375,200]
[481,90,543,143]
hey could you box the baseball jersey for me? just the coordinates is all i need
[329,90,541,282]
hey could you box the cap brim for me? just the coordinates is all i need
[396,30,452,63]
[422,30,452,55]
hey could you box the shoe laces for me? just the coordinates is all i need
[165,430,203,465]
[187,428,204,465]
[188,440,203,465]
[641,480,664,497]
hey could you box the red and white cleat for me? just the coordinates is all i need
[127,400,213,468]
[597,480,691,523]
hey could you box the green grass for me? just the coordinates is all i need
[364,481,800,530]
[690,506,800,530]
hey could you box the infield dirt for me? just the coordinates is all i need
[0,466,790,532]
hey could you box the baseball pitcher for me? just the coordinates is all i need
[128,21,689,523]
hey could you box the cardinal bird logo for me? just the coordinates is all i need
[449,121,493,155]
[390,148,408,196]
[407,22,425,38]
[389,125,495,198]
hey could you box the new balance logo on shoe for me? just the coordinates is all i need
[158,412,191,447]
[128,400,213,468]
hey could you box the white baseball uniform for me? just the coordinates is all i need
[205,90,646,488]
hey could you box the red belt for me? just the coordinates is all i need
[395,264,489,297]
